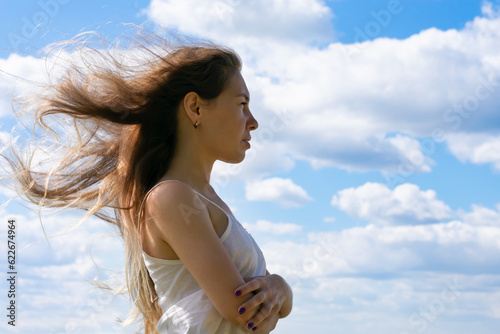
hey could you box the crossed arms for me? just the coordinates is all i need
[145,181,293,333]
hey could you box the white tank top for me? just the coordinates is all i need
[140,180,267,334]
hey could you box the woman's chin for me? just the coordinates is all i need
[220,152,247,164]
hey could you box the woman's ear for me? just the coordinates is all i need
[182,92,201,125]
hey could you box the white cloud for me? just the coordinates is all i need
[15,278,135,333]
[275,272,500,334]
[143,0,334,44]
[0,129,20,185]
[482,0,500,19]
[239,12,500,173]
[245,177,313,208]
[331,182,452,225]
[263,215,500,280]
[387,134,434,172]
[4,208,498,334]
[458,203,500,226]
[0,129,12,145]
[196,10,498,174]
[243,219,302,235]
[446,133,500,171]
[258,202,500,333]
[3,198,500,334]
[0,206,133,334]
[2,10,500,175]
[0,53,53,117]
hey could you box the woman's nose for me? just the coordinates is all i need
[247,110,258,131]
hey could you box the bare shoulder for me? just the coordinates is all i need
[145,181,208,229]
[147,181,197,208]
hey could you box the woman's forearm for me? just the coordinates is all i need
[271,274,293,318]
[237,272,293,331]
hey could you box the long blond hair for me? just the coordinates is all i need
[3,27,241,332]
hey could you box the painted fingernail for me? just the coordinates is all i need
[235,290,242,296]
[252,327,257,332]
[239,307,246,315]
[247,322,254,329]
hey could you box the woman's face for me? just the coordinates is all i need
[200,71,258,163]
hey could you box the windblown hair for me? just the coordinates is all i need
[4,28,241,332]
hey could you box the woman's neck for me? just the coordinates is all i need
[161,139,214,192]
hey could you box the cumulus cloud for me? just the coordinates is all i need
[258,215,499,334]
[331,182,452,225]
[11,201,491,334]
[0,53,54,117]
[246,177,313,208]
[458,203,500,226]
[0,207,131,333]
[263,211,500,280]
[446,133,500,171]
[263,17,500,172]
[233,9,499,174]
[143,0,334,44]
[277,272,496,334]
[2,9,500,174]
[244,11,500,173]
[482,0,500,19]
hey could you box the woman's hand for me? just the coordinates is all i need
[234,273,293,332]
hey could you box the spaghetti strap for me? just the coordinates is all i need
[137,180,174,223]
[137,179,232,229]
[182,183,234,219]
[139,179,235,263]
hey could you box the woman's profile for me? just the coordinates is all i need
[4,28,292,333]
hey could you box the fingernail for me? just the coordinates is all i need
[252,327,257,332]
[239,307,246,315]
[235,290,242,297]
[247,322,254,329]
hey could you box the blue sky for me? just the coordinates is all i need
[1,1,500,333]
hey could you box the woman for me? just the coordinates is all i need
[6,30,292,333]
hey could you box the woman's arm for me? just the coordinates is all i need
[234,271,293,331]
[267,270,293,318]
[146,182,254,330]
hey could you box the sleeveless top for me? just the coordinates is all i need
[139,180,267,334]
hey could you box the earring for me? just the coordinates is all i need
[193,121,198,129]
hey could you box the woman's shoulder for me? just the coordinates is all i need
[147,180,194,204]
[145,180,205,218]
